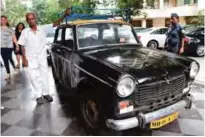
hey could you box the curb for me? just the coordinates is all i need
[193,80,204,88]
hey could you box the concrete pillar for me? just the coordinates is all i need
[159,0,164,9]
[143,0,147,8]
[142,19,146,27]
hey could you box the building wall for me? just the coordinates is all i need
[132,0,204,27]
[153,18,165,27]
[169,0,177,7]
[179,17,186,25]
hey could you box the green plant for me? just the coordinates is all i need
[188,10,204,26]
[1,0,28,26]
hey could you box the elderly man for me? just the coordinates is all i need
[166,13,185,54]
[18,12,53,104]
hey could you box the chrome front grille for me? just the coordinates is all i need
[135,74,186,106]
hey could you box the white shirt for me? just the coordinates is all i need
[18,26,47,68]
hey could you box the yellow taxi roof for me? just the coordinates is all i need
[68,19,130,25]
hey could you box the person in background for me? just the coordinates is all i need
[14,22,27,68]
[166,13,185,54]
[1,15,19,80]
[18,12,53,105]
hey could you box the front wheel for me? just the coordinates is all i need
[78,91,106,134]
[195,45,204,57]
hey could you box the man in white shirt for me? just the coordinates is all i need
[18,12,53,104]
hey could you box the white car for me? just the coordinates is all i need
[137,27,168,49]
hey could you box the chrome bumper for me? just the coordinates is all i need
[106,94,193,131]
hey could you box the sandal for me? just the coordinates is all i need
[5,74,11,81]
[16,64,20,69]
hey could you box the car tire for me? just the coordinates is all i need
[147,40,158,49]
[195,45,204,57]
[78,91,105,134]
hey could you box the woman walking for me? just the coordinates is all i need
[14,22,26,68]
[1,15,19,80]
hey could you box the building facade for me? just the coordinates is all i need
[131,0,204,27]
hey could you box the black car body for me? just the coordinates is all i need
[51,20,199,131]
[184,27,204,57]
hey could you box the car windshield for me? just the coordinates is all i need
[77,23,138,48]
[187,27,204,35]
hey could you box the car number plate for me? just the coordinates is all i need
[150,112,179,129]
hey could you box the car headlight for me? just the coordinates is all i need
[117,75,136,97]
[189,62,199,78]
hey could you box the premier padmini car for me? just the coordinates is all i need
[50,20,199,132]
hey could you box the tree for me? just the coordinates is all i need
[46,0,63,24]
[57,0,104,14]
[116,0,155,17]
[29,0,50,25]
[1,0,28,26]
[188,10,204,26]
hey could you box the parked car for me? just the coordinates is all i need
[134,27,147,33]
[137,27,168,49]
[51,20,198,133]
[184,27,204,57]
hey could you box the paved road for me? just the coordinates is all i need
[1,66,204,136]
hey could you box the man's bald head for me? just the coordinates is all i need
[26,12,37,28]
[26,12,36,20]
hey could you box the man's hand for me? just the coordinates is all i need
[16,46,19,52]
[179,47,184,54]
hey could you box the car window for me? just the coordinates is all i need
[65,28,73,40]
[64,28,74,49]
[151,28,167,34]
[56,28,62,43]
[151,29,161,34]
[77,23,138,49]
[118,26,137,43]
[160,28,168,34]
[184,27,197,34]
[78,27,99,39]
[188,28,204,35]
[103,28,115,42]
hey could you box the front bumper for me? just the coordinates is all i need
[106,93,193,131]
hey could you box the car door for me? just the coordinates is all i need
[60,26,74,88]
[150,28,168,48]
[51,27,64,83]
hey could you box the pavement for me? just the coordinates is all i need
[1,65,204,136]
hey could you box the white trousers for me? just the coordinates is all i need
[26,55,49,98]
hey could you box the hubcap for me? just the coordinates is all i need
[196,45,204,56]
[149,42,157,49]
